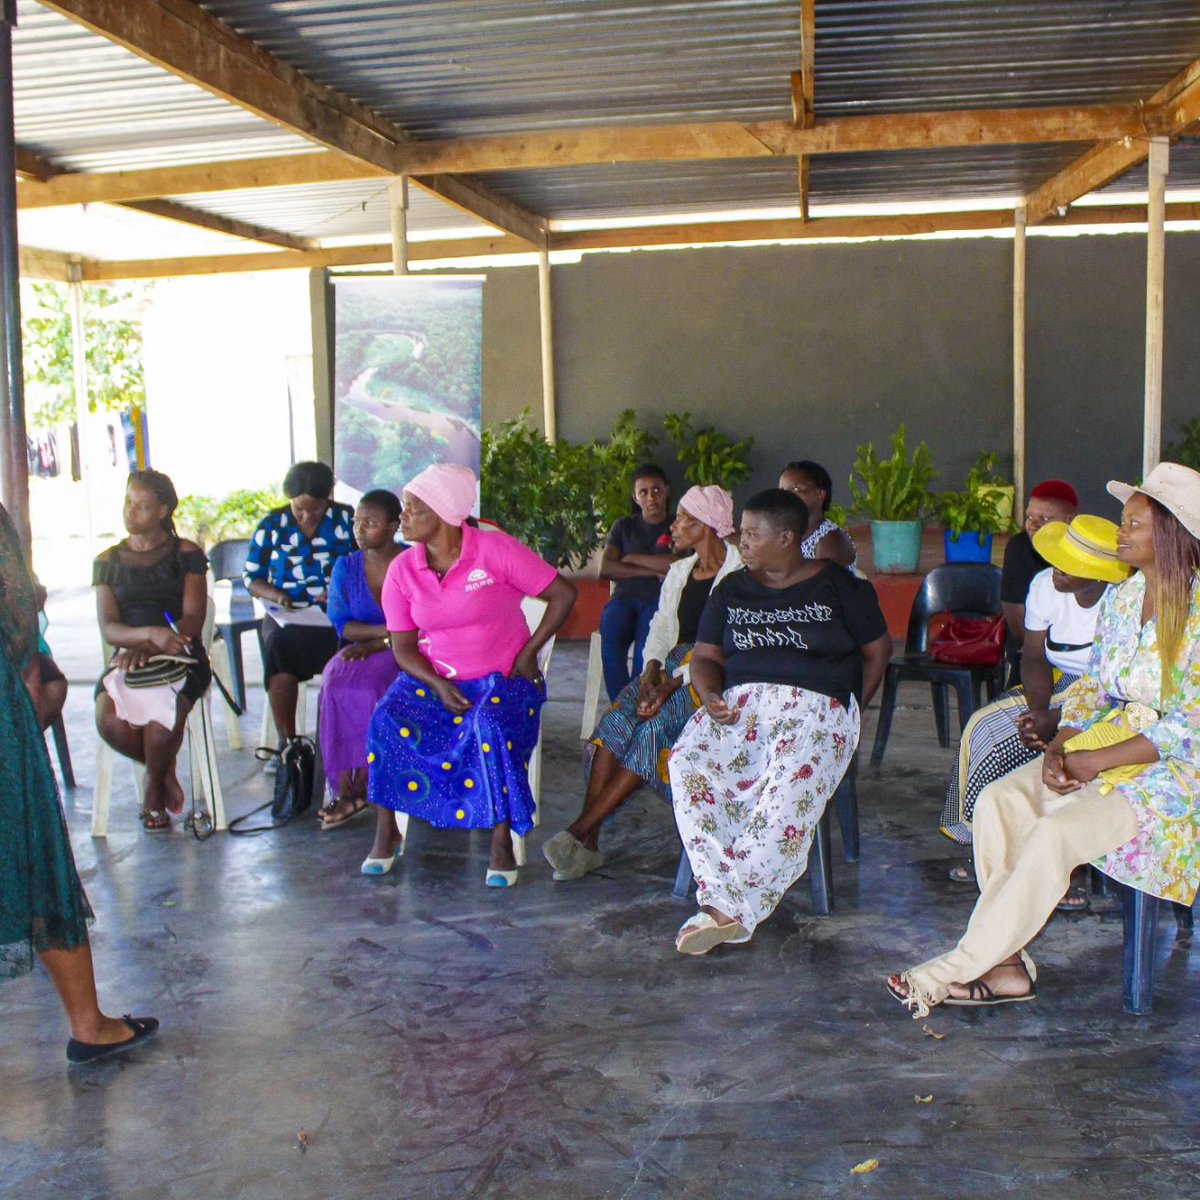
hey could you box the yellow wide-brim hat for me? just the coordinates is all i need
[1033,515,1131,585]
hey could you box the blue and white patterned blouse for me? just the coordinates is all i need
[243,501,356,605]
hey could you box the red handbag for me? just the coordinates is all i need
[929,614,1005,666]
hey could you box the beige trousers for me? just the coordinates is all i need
[902,758,1140,1014]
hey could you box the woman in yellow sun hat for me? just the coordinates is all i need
[939,514,1131,903]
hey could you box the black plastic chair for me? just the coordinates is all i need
[47,711,76,789]
[672,766,859,917]
[869,563,1005,768]
[1118,882,1194,1015]
[208,538,259,711]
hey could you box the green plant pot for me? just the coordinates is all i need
[871,519,923,574]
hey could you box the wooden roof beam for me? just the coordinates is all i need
[385,105,1145,175]
[40,0,547,246]
[17,152,376,209]
[791,0,817,221]
[18,246,80,280]
[74,201,1200,281]
[1025,54,1200,224]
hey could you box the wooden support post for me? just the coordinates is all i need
[69,274,96,554]
[538,246,556,442]
[389,178,409,276]
[1012,207,1027,505]
[1144,137,1169,477]
[794,0,816,222]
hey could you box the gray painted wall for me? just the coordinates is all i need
[478,231,1200,517]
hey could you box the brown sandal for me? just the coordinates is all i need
[139,809,171,833]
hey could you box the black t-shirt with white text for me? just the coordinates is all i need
[696,563,887,704]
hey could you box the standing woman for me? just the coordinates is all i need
[244,461,355,757]
[889,464,1200,1016]
[598,464,674,701]
[362,464,576,885]
[2,502,158,1062]
[94,469,210,831]
[317,490,404,829]
[544,485,741,879]
[779,460,857,569]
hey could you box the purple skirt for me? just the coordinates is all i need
[318,645,401,791]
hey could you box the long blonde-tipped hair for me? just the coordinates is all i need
[1149,497,1200,702]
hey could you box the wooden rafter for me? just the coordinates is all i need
[792,0,817,221]
[55,200,1200,282]
[19,246,79,280]
[39,0,547,246]
[118,199,318,251]
[16,144,320,250]
[382,105,1146,175]
[1025,54,1200,224]
[17,152,376,209]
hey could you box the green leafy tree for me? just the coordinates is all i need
[21,281,148,430]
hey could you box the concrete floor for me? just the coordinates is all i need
[5,590,1200,1199]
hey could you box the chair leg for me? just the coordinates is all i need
[394,810,409,856]
[808,808,834,916]
[228,630,248,711]
[92,740,114,838]
[931,683,951,748]
[50,712,76,789]
[1122,883,1160,1015]
[833,762,860,863]
[869,669,899,767]
[208,636,243,751]
[672,846,694,899]
[1172,901,1195,934]
[953,678,976,737]
[194,697,227,832]
[580,631,605,739]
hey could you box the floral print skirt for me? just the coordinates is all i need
[668,682,859,936]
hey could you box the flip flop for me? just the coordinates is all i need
[947,863,975,884]
[675,912,749,956]
[943,960,1037,1007]
[319,795,368,830]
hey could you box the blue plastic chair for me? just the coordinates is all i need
[1118,882,1194,1015]
[208,538,259,711]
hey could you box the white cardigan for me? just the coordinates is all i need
[641,543,744,669]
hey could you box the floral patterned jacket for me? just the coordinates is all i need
[1059,571,1200,902]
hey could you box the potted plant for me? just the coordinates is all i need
[935,453,1011,563]
[848,425,936,574]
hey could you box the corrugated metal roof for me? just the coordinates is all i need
[12,2,314,171]
[9,0,1200,263]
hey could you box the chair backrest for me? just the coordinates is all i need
[208,539,251,584]
[905,563,1003,654]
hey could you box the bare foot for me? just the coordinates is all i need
[163,773,186,815]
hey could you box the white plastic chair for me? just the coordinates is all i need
[258,675,322,749]
[579,631,634,739]
[392,595,555,867]
[92,597,228,836]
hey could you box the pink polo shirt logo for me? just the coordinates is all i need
[465,567,495,592]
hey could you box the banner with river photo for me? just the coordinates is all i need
[331,276,483,500]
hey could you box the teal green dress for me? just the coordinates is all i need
[0,503,92,982]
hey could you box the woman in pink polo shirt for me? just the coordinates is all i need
[363,464,576,885]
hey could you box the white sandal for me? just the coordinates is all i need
[675,912,749,956]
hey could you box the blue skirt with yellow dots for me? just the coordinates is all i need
[366,671,545,834]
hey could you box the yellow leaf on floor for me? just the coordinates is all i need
[850,1158,880,1175]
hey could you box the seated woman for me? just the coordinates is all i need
[244,461,355,762]
[779,460,857,569]
[668,489,892,954]
[94,469,210,832]
[889,463,1200,1016]
[941,514,1131,901]
[1001,480,1078,684]
[542,485,742,881]
[316,490,404,830]
[598,463,675,701]
[362,464,577,885]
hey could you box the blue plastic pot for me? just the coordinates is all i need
[870,519,923,574]
[944,530,994,563]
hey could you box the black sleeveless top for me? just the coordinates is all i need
[92,537,208,628]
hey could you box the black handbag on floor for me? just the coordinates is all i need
[230,737,316,835]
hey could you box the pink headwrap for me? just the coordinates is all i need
[678,485,735,538]
[405,463,478,526]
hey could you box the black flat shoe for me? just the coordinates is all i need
[67,1015,159,1064]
